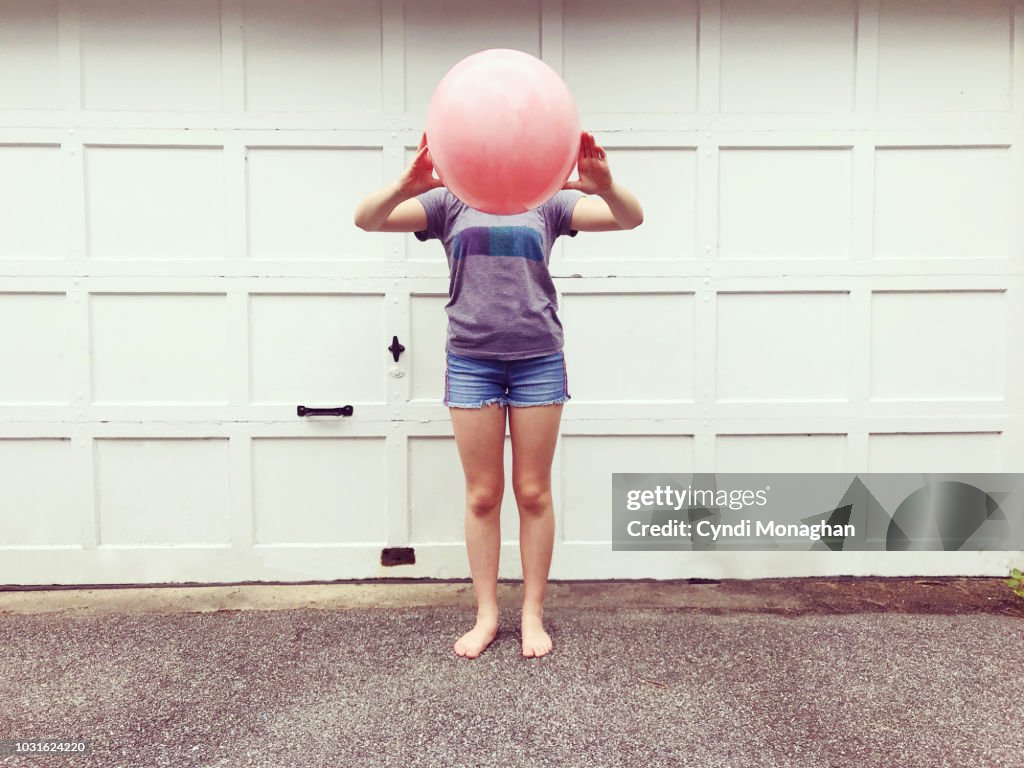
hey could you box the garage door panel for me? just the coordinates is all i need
[91,293,229,404]
[242,0,382,113]
[403,0,540,113]
[715,434,847,472]
[561,435,693,542]
[562,293,695,402]
[85,146,225,260]
[409,294,448,402]
[0,145,62,259]
[716,292,848,402]
[868,432,1004,472]
[0,438,76,546]
[95,437,231,545]
[877,0,1013,113]
[252,436,387,545]
[247,147,383,261]
[560,148,696,262]
[563,0,698,114]
[0,0,59,109]
[249,293,386,405]
[718,148,852,260]
[873,147,1011,260]
[720,0,857,113]
[409,436,522,544]
[870,290,1006,401]
[80,0,223,111]
[0,292,70,403]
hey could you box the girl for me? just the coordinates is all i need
[355,131,643,658]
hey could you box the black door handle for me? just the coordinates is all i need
[297,405,354,417]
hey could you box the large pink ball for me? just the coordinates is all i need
[425,49,581,215]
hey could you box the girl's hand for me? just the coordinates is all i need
[563,131,613,195]
[396,133,444,197]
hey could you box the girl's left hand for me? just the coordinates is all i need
[563,131,613,195]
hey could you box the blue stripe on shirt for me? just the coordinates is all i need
[452,226,544,262]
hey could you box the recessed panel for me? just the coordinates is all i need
[718,148,852,259]
[0,146,63,260]
[719,0,856,113]
[868,433,1002,472]
[561,435,694,542]
[873,147,1010,259]
[0,438,77,546]
[85,146,225,259]
[715,434,847,472]
[95,438,231,545]
[409,294,448,402]
[0,293,70,404]
[409,436,522,545]
[250,294,386,405]
[252,437,387,544]
[80,0,223,111]
[560,149,696,262]
[562,293,695,402]
[716,292,848,402]
[90,293,229,404]
[563,0,697,114]
[877,0,1012,112]
[870,291,1005,401]
[0,0,59,108]
[247,147,382,260]
[242,0,382,112]
[403,0,540,113]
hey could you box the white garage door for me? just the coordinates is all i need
[1,0,1021,585]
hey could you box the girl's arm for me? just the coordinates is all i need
[354,134,443,232]
[354,181,427,233]
[564,131,644,232]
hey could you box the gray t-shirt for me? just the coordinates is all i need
[414,187,585,360]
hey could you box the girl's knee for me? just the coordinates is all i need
[466,486,503,516]
[513,482,551,516]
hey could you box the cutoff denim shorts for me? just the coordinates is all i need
[444,351,571,408]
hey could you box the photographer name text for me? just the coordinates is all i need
[626,518,855,541]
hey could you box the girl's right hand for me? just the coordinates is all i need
[396,133,444,197]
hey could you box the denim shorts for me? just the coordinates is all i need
[443,351,571,408]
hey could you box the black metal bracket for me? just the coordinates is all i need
[381,547,415,566]
[388,335,405,362]
[296,405,354,417]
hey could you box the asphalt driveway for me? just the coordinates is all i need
[1,578,1021,768]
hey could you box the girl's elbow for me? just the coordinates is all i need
[353,212,375,231]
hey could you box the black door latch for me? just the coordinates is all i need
[388,335,405,362]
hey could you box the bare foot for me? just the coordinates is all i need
[521,610,553,658]
[454,615,498,659]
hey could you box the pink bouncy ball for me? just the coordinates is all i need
[425,48,581,215]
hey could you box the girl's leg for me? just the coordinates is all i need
[449,402,507,658]
[508,402,563,658]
